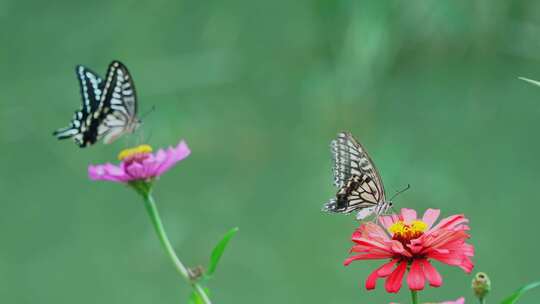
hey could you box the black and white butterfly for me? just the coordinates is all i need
[323,132,397,220]
[53,60,140,147]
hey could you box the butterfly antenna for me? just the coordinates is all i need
[390,184,411,201]
[140,105,156,121]
[144,128,154,143]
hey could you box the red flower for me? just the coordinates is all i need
[344,208,474,293]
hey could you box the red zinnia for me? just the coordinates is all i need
[344,208,474,293]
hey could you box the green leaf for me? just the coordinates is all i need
[501,281,540,304]
[206,227,239,277]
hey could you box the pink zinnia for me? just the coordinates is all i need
[390,297,465,304]
[88,140,191,182]
[345,208,474,293]
[440,297,465,304]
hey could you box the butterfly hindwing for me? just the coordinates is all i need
[324,174,380,213]
[53,66,105,147]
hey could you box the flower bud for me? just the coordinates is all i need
[472,272,491,300]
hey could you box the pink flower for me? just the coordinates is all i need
[345,208,474,293]
[440,297,465,304]
[390,297,465,304]
[88,140,191,183]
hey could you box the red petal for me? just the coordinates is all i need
[377,258,399,276]
[421,259,442,287]
[365,259,398,290]
[385,260,407,293]
[365,268,379,290]
[344,252,394,266]
[407,259,425,291]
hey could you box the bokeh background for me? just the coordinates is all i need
[2,0,540,303]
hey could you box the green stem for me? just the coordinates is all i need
[410,290,419,304]
[142,192,212,304]
[479,298,486,304]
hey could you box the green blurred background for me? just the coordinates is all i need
[2,0,540,303]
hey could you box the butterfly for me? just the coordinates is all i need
[323,131,398,220]
[53,60,140,147]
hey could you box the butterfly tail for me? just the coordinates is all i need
[53,126,78,140]
[322,198,338,213]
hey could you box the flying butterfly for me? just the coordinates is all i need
[53,60,140,147]
[323,132,406,220]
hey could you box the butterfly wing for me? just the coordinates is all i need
[331,131,386,200]
[324,132,387,217]
[53,65,104,147]
[97,60,139,144]
[323,174,382,214]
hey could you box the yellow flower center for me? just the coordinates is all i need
[389,220,428,242]
[118,145,153,161]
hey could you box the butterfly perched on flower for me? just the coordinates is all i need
[53,60,140,147]
[323,132,398,220]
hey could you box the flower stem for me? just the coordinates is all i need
[142,192,212,304]
[410,290,419,304]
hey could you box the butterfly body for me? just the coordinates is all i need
[324,132,393,220]
[53,61,140,147]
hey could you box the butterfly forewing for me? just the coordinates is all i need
[98,61,139,144]
[325,132,390,220]
[331,132,385,200]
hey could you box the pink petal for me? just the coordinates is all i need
[353,222,390,242]
[350,237,394,254]
[125,162,146,180]
[441,297,465,304]
[88,164,129,182]
[379,215,398,230]
[155,140,191,175]
[421,259,442,287]
[401,208,417,224]
[407,259,425,291]
[431,214,468,231]
[422,209,440,230]
[385,260,407,293]
[344,252,394,265]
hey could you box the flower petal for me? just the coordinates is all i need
[431,214,468,231]
[344,252,394,265]
[421,259,442,287]
[88,163,129,182]
[365,259,398,290]
[401,208,417,224]
[155,140,191,175]
[422,209,440,230]
[377,258,399,276]
[385,260,407,293]
[440,297,465,304]
[407,259,425,291]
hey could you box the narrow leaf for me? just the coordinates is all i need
[519,77,540,88]
[501,281,540,304]
[206,227,239,277]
